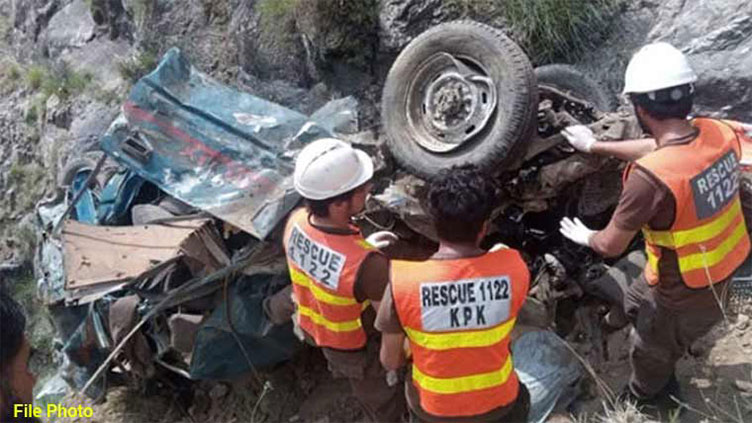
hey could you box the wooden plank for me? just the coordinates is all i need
[62,219,208,289]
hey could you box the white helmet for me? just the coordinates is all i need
[293,138,374,200]
[623,42,697,95]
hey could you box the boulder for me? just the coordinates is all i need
[43,0,96,56]
[577,0,752,122]
[647,0,752,121]
[378,0,455,53]
[232,2,312,87]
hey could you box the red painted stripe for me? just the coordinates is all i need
[123,101,276,192]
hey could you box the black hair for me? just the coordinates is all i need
[427,164,498,244]
[1,286,35,423]
[306,188,358,218]
[630,84,694,120]
[0,286,25,369]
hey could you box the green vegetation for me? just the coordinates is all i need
[448,0,624,64]
[25,65,46,90]
[7,162,48,212]
[302,0,379,68]
[24,63,92,100]
[117,49,158,84]
[24,103,38,125]
[257,0,299,25]
[256,0,379,69]
[10,269,56,383]
[24,95,47,126]
[0,60,22,94]
[91,86,124,105]
[256,0,300,51]
[42,66,92,100]
[19,63,93,124]
[130,0,156,29]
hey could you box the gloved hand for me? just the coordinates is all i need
[366,231,399,249]
[559,217,596,247]
[561,125,597,153]
[741,122,752,137]
[489,243,509,252]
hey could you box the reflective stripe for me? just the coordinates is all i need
[405,319,516,350]
[290,268,357,306]
[356,240,377,250]
[645,199,743,248]
[297,304,362,332]
[677,220,748,272]
[646,247,659,272]
[412,356,514,394]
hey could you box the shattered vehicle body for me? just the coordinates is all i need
[34,47,359,398]
[33,20,752,420]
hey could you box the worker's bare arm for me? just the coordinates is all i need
[590,220,639,258]
[590,138,657,161]
[380,332,406,371]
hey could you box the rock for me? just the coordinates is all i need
[189,389,210,417]
[208,382,230,400]
[577,0,752,122]
[60,37,132,91]
[344,130,380,147]
[43,0,96,56]
[734,379,752,393]
[574,0,659,100]
[736,314,750,330]
[647,0,752,121]
[45,95,71,129]
[232,2,311,87]
[236,72,331,115]
[10,0,61,59]
[295,0,379,71]
[378,0,455,53]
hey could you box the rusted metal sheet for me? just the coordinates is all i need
[62,219,209,290]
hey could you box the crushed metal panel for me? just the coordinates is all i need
[62,219,208,290]
[100,48,349,239]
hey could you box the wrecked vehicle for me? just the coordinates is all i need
[33,19,750,421]
[34,47,359,400]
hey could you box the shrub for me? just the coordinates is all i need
[449,0,624,64]
[117,49,158,84]
[25,65,46,90]
[24,63,92,100]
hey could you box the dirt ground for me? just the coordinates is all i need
[570,303,752,423]
[46,294,751,423]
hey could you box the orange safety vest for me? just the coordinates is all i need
[391,249,529,417]
[283,208,375,350]
[625,118,751,288]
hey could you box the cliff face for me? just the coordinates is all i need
[574,0,752,122]
[1,0,751,267]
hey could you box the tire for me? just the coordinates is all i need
[534,64,617,113]
[382,20,538,179]
[59,158,98,188]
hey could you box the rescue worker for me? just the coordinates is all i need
[559,42,751,410]
[376,165,530,422]
[280,138,406,422]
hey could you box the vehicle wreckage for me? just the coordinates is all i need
[32,21,752,420]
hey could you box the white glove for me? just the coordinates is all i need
[741,122,752,137]
[489,243,509,252]
[366,231,399,249]
[559,217,596,247]
[561,125,597,153]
